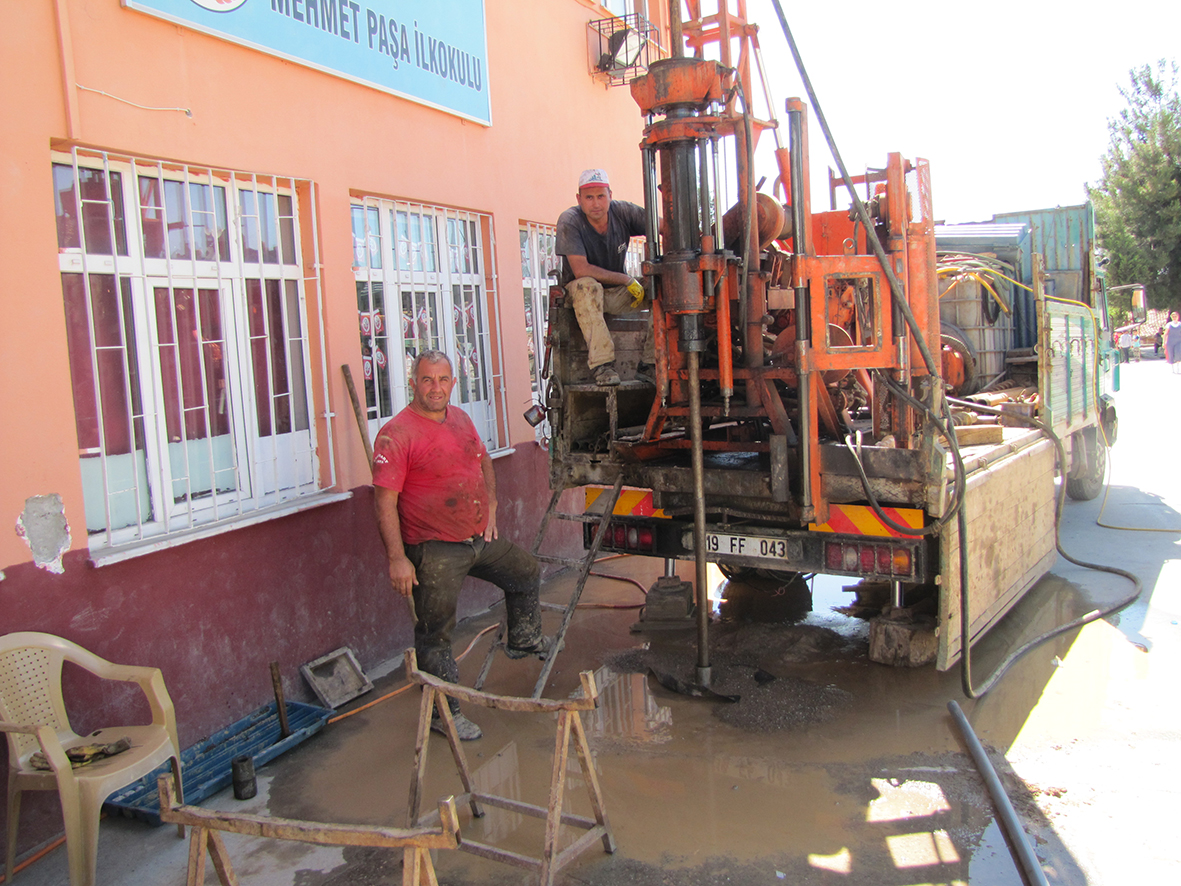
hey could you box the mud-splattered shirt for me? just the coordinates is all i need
[371,406,489,545]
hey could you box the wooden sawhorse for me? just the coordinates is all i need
[157,774,458,886]
[404,649,615,886]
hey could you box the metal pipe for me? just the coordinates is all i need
[947,701,1049,886]
[716,267,733,410]
[688,350,711,686]
[668,0,683,58]
[738,85,759,371]
[788,103,813,509]
[642,143,661,261]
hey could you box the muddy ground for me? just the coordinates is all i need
[14,360,1181,885]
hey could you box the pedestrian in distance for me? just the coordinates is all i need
[372,350,553,741]
[1154,330,1163,357]
[1165,311,1181,374]
[556,168,653,386]
[1118,329,1133,363]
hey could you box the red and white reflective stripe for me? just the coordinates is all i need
[585,488,667,518]
[809,504,923,538]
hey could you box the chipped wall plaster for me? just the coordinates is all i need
[15,494,71,574]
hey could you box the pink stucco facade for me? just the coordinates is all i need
[0,0,663,857]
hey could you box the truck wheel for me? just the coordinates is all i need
[717,567,812,621]
[718,563,800,585]
[1066,427,1107,501]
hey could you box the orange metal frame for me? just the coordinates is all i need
[630,2,939,524]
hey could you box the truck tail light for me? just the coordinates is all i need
[598,521,656,553]
[891,548,912,575]
[823,540,915,577]
[860,547,876,573]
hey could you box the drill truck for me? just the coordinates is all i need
[538,3,1115,677]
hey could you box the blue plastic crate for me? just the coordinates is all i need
[104,700,332,825]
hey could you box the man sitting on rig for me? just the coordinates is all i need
[556,168,651,386]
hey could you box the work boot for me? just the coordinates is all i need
[431,711,483,741]
[505,634,559,661]
[634,362,655,385]
[592,363,621,386]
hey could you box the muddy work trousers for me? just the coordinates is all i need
[405,535,541,713]
[566,277,653,370]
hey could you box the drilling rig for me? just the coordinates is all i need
[540,1,1116,681]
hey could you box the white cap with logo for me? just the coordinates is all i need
[578,168,610,190]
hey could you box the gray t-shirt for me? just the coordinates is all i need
[556,200,646,286]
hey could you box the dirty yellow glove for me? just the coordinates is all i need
[626,278,645,308]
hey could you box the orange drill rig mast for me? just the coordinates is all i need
[619,2,940,681]
[544,1,1116,692]
[544,1,948,684]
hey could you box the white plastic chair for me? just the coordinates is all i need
[0,632,184,886]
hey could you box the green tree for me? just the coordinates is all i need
[1090,60,1181,313]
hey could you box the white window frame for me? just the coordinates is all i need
[600,0,639,15]
[351,197,508,452]
[54,148,335,556]
[520,222,560,443]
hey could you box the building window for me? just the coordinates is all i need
[520,223,560,442]
[54,150,327,551]
[351,198,506,450]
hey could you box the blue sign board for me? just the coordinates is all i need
[124,0,491,125]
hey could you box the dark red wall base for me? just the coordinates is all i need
[0,442,582,859]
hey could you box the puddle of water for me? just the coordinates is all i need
[276,583,1059,886]
[966,818,1024,885]
[539,666,1021,881]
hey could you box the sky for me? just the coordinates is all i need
[722,0,1181,223]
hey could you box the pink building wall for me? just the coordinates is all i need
[0,0,662,858]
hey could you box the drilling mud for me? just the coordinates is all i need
[604,621,858,734]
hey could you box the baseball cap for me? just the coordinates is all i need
[578,168,610,190]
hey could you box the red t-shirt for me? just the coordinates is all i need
[371,406,490,545]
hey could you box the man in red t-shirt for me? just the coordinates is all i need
[373,350,549,740]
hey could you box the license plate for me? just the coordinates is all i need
[705,532,791,561]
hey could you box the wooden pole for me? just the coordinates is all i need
[270,661,292,738]
[341,364,374,470]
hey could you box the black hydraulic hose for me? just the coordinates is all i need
[945,397,1144,698]
[947,700,1050,886]
[840,373,967,537]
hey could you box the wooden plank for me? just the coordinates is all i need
[571,713,616,853]
[186,827,208,886]
[541,711,573,886]
[403,649,600,712]
[450,838,541,871]
[206,831,239,886]
[469,792,596,829]
[407,688,432,826]
[553,826,611,869]
[159,776,458,850]
[950,425,1004,447]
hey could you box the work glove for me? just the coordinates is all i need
[626,278,645,308]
